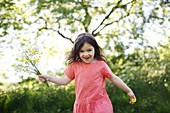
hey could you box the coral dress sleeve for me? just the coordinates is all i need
[101,62,113,78]
[64,63,75,80]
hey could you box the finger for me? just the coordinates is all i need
[39,78,45,82]
[39,76,47,80]
[39,75,44,78]
[39,76,46,82]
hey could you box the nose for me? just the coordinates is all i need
[83,51,89,56]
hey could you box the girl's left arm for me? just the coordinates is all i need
[109,74,136,104]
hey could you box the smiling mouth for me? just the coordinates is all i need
[84,57,90,60]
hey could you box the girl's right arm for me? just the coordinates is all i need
[39,75,72,85]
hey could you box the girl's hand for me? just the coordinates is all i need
[127,91,136,104]
[39,75,48,82]
[39,75,50,87]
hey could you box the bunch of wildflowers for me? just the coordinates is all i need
[23,47,49,87]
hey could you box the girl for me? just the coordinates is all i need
[39,33,136,113]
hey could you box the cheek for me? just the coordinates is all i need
[92,51,95,56]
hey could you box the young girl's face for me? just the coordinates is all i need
[79,42,95,63]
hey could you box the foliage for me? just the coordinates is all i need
[106,42,170,113]
[0,75,169,113]
[0,81,75,113]
[1,0,169,45]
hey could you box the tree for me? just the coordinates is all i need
[0,0,169,82]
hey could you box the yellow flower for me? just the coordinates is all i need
[132,98,137,103]
[26,60,30,63]
[32,57,40,63]
[28,48,37,54]
[31,49,36,54]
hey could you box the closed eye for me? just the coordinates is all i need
[79,49,93,53]
[87,49,92,52]
[79,50,84,53]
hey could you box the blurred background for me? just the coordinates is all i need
[0,0,170,113]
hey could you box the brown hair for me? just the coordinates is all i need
[66,33,106,65]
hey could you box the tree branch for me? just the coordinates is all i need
[80,1,91,33]
[57,30,74,43]
[92,0,134,36]
[35,17,74,44]
[57,22,74,43]
[94,13,130,36]
[92,0,122,36]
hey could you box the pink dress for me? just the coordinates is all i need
[64,60,114,113]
